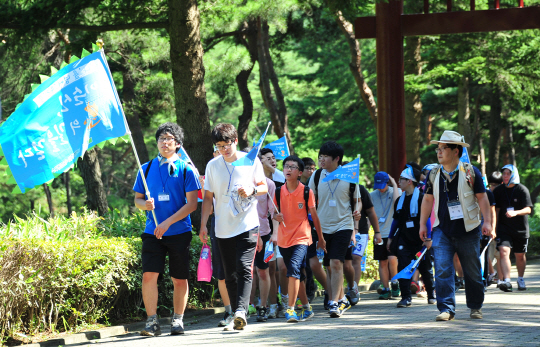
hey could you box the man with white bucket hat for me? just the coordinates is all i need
[419,130,494,321]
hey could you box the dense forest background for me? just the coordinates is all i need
[1,0,540,222]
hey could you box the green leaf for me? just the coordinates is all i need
[31,84,40,92]
[50,66,58,75]
[81,48,91,58]
[39,75,49,83]
[12,185,22,194]
[92,43,100,53]
[69,55,80,64]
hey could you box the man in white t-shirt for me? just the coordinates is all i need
[260,148,286,185]
[200,123,268,331]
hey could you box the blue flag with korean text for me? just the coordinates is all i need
[321,157,361,184]
[264,136,289,160]
[460,147,470,163]
[232,127,269,166]
[0,51,128,193]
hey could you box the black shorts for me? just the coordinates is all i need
[255,234,272,270]
[209,216,226,280]
[323,229,353,267]
[306,228,319,259]
[345,244,353,260]
[142,231,192,279]
[374,238,394,260]
[496,230,529,253]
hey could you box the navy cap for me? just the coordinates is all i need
[374,171,389,190]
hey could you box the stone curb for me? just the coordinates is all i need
[22,307,225,347]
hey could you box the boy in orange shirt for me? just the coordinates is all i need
[272,156,326,322]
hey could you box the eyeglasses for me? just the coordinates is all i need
[284,165,299,171]
[216,143,233,151]
[158,136,176,143]
[399,177,409,182]
[305,166,316,171]
[434,146,450,153]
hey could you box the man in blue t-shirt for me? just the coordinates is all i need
[419,131,493,322]
[133,122,201,337]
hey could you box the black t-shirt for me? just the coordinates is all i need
[493,183,533,237]
[486,189,495,206]
[425,166,485,237]
[392,193,424,250]
[358,185,374,234]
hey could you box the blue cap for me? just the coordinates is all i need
[374,171,389,190]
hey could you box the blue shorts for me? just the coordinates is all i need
[279,244,308,281]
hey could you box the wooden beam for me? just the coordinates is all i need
[355,7,540,38]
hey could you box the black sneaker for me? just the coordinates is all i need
[140,317,161,337]
[170,317,184,335]
[218,311,233,327]
[397,298,412,308]
[323,291,329,310]
[256,306,268,322]
[499,281,513,292]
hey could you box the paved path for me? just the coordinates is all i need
[83,260,540,347]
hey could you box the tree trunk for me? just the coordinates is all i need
[457,75,472,143]
[43,184,54,218]
[425,114,432,145]
[404,36,423,163]
[236,21,258,150]
[507,122,516,167]
[487,86,502,174]
[63,172,72,216]
[334,10,378,129]
[77,149,109,215]
[168,0,212,175]
[122,71,149,164]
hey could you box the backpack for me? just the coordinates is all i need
[275,184,311,216]
[428,163,475,189]
[144,158,188,181]
[313,168,357,212]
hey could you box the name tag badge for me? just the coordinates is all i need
[448,200,464,220]
[406,220,414,228]
[379,217,386,223]
[329,200,337,207]
[507,207,515,211]
[158,193,170,202]
[222,194,230,203]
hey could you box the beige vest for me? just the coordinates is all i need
[432,161,481,232]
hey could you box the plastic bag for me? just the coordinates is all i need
[197,243,213,282]
[264,240,274,263]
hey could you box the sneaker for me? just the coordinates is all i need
[278,305,288,318]
[268,304,278,319]
[410,281,420,294]
[348,286,360,306]
[248,304,257,317]
[379,288,391,300]
[435,311,455,321]
[339,298,351,313]
[296,298,303,310]
[517,278,527,291]
[487,272,497,285]
[499,281,513,292]
[391,281,400,297]
[397,298,411,308]
[470,309,483,319]
[285,308,299,323]
[329,302,342,318]
[233,310,247,330]
[455,277,464,291]
[218,311,234,327]
[170,317,184,335]
[256,306,268,322]
[377,284,385,294]
[428,298,437,305]
[323,291,329,310]
[140,317,161,337]
[417,290,427,298]
[300,307,314,321]
[223,319,235,331]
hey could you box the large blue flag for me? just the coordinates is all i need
[460,147,470,163]
[0,50,128,193]
[232,122,270,166]
[321,157,361,184]
[264,136,289,160]
[392,247,428,281]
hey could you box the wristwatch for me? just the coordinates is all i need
[251,186,258,196]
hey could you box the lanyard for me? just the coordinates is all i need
[158,162,171,193]
[223,157,235,194]
[378,190,390,217]
[441,174,457,203]
[505,186,516,207]
[327,179,340,199]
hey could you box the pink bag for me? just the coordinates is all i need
[197,243,213,282]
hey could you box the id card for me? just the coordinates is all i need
[158,193,170,202]
[379,217,386,223]
[222,194,230,203]
[329,200,337,207]
[448,200,464,220]
[507,207,514,211]
[406,221,414,228]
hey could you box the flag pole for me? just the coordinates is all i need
[409,247,428,272]
[284,132,290,156]
[267,191,286,227]
[355,154,362,212]
[179,145,201,178]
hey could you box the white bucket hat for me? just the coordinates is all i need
[430,130,470,148]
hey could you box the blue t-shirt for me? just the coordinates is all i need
[426,166,485,237]
[133,158,201,236]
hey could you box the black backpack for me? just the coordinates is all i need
[313,168,357,212]
[275,184,311,215]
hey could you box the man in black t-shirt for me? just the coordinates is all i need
[493,165,533,292]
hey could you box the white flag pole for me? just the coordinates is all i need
[283,132,290,157]
[354,154,362,235]
[267,191,286,227]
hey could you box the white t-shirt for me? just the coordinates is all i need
[272,169,285,183]
[308,168,359,234]
[204,152,266,238]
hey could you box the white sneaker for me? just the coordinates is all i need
[219,312,234,327]
[233,310,247,330]
[268,304,278,319]
[517,278,527,291]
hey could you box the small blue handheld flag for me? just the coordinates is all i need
[321,157,361,184]
[460,147,470,163]
[264,136,290,160]
[232,122,271,166]
[392,247,428,281]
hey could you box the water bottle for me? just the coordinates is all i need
[361,255,366,272]
[201,247,210,260]
[316,241,324,263]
